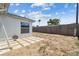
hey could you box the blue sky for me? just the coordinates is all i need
[8,3,79,26]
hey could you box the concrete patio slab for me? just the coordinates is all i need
[0,36,44,55]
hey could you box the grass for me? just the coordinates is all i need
[76,42,79,48]
[1,32,79,56]
[38,43,49,55]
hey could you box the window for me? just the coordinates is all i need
[21,22,29,33]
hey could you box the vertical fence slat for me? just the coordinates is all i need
[33,24,79,36]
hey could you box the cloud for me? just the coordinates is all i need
[31,3,54,11]
[20,14,25,17]
[55,11,65,16]
[74,4,77,8]
[21,10,26,13]
[31,3,44,7]
[15,3,20,6]
[42,7,50,10]
[14,10,18,13]
[64,4,69,8]
[31,3,54,8]
[60,11,65,14]
[70,9,75,13]
[10,3,20,6]
[26,11,51,20]
[55,12,59,15]
[25,11,51,26]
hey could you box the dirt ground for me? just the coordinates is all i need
[1,32,79,56]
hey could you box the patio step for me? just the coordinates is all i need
[0,37,44,55]
[0,49,10,54]
[17,39,30,46]
[26,36,43,42]
[0,40,11,54]
[22,38,36,43]
[0,40,9,49]
[0,37,43,50]
[8,39,24,49]
[31,37,44,40]
[12,45,22,49]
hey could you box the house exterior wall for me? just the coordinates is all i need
[0,14,32,40]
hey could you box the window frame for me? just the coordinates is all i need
[20,22,30,34]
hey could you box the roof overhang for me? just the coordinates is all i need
[0,3,35,22]
[0,13,35,22]
[0,3,9,12]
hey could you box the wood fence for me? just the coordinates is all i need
[33,24,79,36]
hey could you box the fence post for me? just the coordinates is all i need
[76,3,79,40]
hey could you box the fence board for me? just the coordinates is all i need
[33,24,79,36]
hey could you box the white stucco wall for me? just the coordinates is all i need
[0,14,32,40]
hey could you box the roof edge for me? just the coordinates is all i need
[3,12,35,22]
